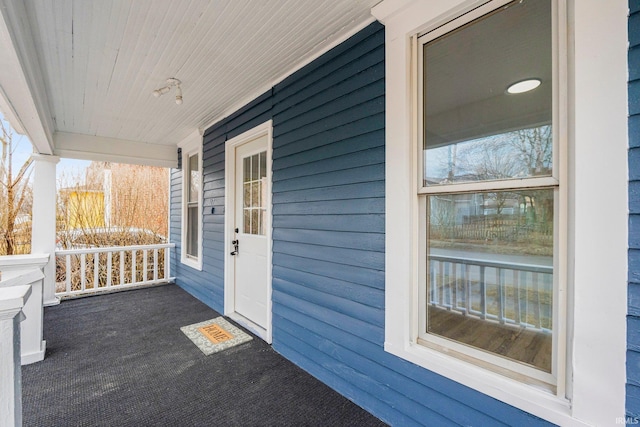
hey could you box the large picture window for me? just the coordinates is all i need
[418,0,559,387]
[376,0,627,422]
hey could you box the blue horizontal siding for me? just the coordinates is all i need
[631,283,640,317]
[273,277,382,325]
[170,21,554,425]
[273,24,384,107]
[272,181,385,203]
[273,289,384,346]
[631,1,640,418]
[272,265,384,308]
[275,252,385,290]
[631,12,640,48]
[630,384,640,419]
[274,114,385,158]
[273,164,385,193]
[273,228,384,252]
[273,241,383,270]
[273,145,385,181]
[272,213,385,233]
[274,80,385,137]
[274,130,384,171]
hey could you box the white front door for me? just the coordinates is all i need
[231,133,269,334]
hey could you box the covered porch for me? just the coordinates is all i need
[0,0,632,426]
[0,1,381,422]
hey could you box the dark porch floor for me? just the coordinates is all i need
[22,284,386,427]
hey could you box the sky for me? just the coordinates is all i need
[1,113,90,182]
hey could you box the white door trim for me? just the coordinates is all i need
[224,120,273,343]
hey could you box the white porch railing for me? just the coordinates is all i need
[55,243,175,297]
[429,254,553,331]
[0,254,49,365]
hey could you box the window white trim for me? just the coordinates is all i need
[373,0,627,425]
[416,0,562,390]
[179,131,203,271]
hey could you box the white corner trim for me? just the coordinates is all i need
[178,129,203,149]
[29,153,60,164]
[372,0,420,23]
[201,17,376,132]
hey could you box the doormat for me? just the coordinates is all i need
[181,317,253,355]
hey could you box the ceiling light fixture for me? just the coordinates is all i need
[506,78,541,94]
[152,78,183,104]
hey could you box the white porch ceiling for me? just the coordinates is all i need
[0,0,379,167]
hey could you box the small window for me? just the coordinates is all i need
[242,151,267,235]
[418,0,559,387]
[180,138,202,270]
[186,153,200,258]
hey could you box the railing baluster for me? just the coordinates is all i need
[80,253,86,291]
[143,249,148,282]
[429,262,436,305]
[523,271,529,326]
[532,272,541,328]
[479,265,486,319]
[498,268,505,324]
[513,270,520,326]
[164,247,169,280]
[464,263,470,316]
[153,249,158,281]
[438,261,444,306]
[544,272,552,330]
[65,255,71,294]
[132,250,137,284]
[451,262,457,311]
[107,252,112,288]
[445,262,451,309]
[93,253,99,289]
[119,250,124,285]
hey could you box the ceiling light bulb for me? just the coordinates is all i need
[507,79,541,94]
[153,86,171,97]
[175,85,183,105]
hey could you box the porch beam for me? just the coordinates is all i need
[54,132,178,168]
[31,154,59,307]
[0,0,55,155]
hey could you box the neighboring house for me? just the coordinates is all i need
[0,0,634,425]
[61,187,106,229]
[60,162,168,236]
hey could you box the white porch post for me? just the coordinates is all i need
[31,154,60,306]
[0,284,31,427]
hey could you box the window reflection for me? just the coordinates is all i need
[242,151,267,236]
[427,189,553,371]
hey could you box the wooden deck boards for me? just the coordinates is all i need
[428,306,552,372]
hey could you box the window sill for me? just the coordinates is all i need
[180,256,202,271]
